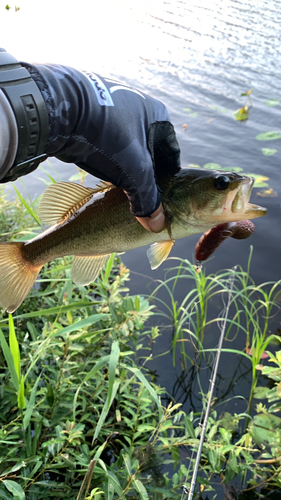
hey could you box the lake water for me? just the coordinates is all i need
[1,0,281,496]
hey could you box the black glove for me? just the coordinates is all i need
[0,50,181,221]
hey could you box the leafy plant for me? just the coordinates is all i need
[0,175,280,498]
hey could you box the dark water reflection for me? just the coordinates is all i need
[6,0,281,496]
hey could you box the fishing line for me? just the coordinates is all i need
[181,266,237,500]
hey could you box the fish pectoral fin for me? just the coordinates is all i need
[147,240,174,270]
[71,254,110,286]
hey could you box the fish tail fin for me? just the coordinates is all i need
[0,242,42,313]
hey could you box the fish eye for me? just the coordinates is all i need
[214,175,230,190]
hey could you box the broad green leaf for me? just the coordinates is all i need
[184,417,195,438]
[82,355,110,384]
[107,472,122,496]
[17,376,25,410]
[9,314,20,382]
[249,413,281,447]
[0,329,19,391]
[104,476,115,500]
[103,253,115,284]
[28,460,43,479]
[108,341,120,406]
[3,480,25,499]
[132,479,149,500]
[253,386,269,399]
[256,131,281,141]
[261,148,277,156]
[23,374,41,429]
[123,453,132,475]
[228,451,239,474]
[0,462,26,478]
[171,445,180,467]
[265,99,279,107]
[0,486,12,499]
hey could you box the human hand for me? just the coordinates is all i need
[136,203,166,233]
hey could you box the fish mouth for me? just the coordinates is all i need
[230,177,267,220]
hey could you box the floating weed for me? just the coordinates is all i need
[256,131,281,141]
[265,99,280,107]
[261,147,277,156]
[257,188,278,198]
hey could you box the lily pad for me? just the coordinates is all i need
[225,166,243,173]
[265,99,280,107]
[208,105,229,113]
[261,148,277,156]
[183,108,197,118]
[203,163,222,170]
[256,131,281,141]
[248,174,269,188]
[233,106,249,121]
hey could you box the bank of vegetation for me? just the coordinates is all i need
[0,181,280,500]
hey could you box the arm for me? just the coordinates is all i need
[0,49,181,231]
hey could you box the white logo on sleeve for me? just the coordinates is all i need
[83,71,114,107]
[105,78,146,99]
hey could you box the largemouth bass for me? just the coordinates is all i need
[0,168,266,312]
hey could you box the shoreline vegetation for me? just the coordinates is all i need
[0,180,280,500]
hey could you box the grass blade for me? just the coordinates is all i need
[126,366,163,419]
[73,355,110,422]
[9,314,20,382]
[0,329,19,391]
[12,183,41,226]
[17,376,25,410]
[23,375,41,430]
[108,341,120,406]
[93,380,120,443]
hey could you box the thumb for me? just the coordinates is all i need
[135,203,166,233]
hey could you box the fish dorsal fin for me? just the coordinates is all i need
[38,181,115,226]
[146,240,174,270]
[71,254,110,286]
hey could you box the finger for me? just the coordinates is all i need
[136,203,166,233]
